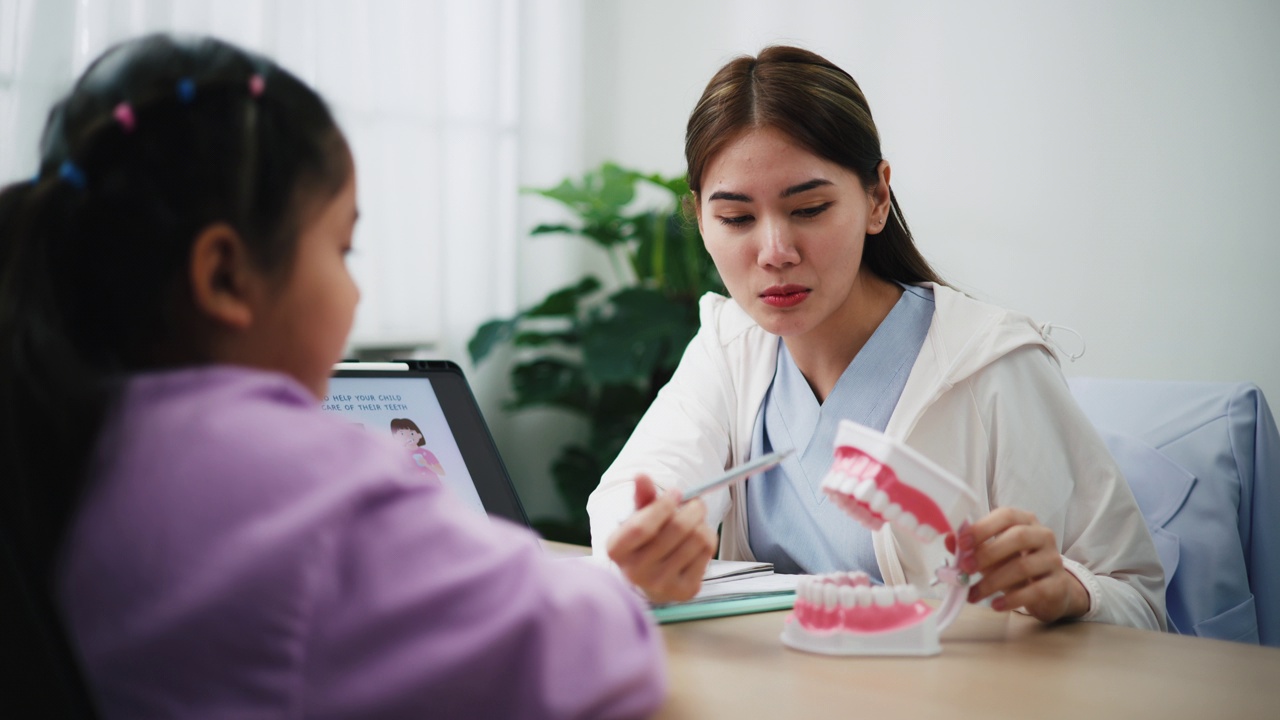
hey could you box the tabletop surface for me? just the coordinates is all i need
[654,602,1280,720]
[542,542,1280,719]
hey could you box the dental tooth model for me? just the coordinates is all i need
[781,420,980,657]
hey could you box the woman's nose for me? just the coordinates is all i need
[757,220,801,268]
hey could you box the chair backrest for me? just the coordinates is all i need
[0,527,100,717]
[1068,377,1279,646]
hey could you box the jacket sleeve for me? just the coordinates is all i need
[586,309,737,560]
[301,477,667,720]
[981,346,1166,631]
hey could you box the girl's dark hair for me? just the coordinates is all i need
[685,45,942,286]
[390,418,425,446]
[0,34,350,582]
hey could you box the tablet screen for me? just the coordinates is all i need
[323,372,487,516]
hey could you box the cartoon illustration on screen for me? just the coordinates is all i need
[391,418,446,481]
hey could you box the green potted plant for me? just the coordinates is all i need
[469,162,724,544]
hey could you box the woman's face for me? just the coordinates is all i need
[696,126,891,342]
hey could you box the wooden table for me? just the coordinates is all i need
[542,542,1278,718]
[655,605,1280,719]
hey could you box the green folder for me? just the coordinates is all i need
[650,592,796,624]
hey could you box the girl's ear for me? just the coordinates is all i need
[188,223,261,330]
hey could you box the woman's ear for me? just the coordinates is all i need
[869,161,893,234]
[188,223,260,330]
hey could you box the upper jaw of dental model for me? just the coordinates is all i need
[792,571,930,633]
[820,420,978,545]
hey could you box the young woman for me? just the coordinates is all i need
[588,46,1164,630]
[0,35,664,717]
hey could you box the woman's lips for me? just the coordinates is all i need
[760,285,811,308]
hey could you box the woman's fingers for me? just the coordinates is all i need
[960,505,1089,622]
[646,523,718,601]
[964,507,1039,548]
[606,487,717,602]
[968,541,1060,602]
[633,474,660,509]
[606,482,680,559]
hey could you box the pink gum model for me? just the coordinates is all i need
[781,421,979,657]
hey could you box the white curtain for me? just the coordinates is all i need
[0,0,585,354]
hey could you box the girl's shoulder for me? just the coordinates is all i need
[112,365,407,499]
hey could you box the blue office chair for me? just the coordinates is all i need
[1068,378,1279,646]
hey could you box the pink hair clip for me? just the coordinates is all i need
[248,73,265,98]
[113,102,136,132]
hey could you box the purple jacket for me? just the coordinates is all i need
[56,366,666,718]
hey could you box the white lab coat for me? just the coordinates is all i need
[587,284,1165,630]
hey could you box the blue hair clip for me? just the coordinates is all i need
[177,78,196,104]
[59,160,87,190]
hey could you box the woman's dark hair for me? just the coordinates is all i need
[685,45,942,286]
[0,34,350,583]
[390,418,426,446]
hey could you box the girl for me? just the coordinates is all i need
[588,46,1164,630]
[0,35,664,718]
[391,417,447,480]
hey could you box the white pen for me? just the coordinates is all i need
[679,449,793,504]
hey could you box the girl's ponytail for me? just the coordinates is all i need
[0,175,114,581]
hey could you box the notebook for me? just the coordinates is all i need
[323,360,530,527]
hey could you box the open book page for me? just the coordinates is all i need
[665,572,799,606]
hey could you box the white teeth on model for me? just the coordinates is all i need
[846,571,870,587]
[840,476,860,495]
[838,586,856,608]
[869,490,890,513]
[895,585,920,604]
[844,455,869,475]
[853,478,876,503]
[882,502,902,521]
[823,583,838,609]
[917,525,939,543]
[871,586,895,607]
[854,587,873,607]
[896,511,919,533]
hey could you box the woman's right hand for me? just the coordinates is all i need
[606,475,718,603]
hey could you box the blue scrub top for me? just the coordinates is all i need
[746,284,935,577]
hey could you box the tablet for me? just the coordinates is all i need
[322,360,529,527]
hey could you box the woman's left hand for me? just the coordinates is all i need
[957,507,1090,623]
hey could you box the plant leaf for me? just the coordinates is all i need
[549,444,604,527]
[525,276,602,318]
[507,358,591,413]
[468,318,516,365]
[580,287,698,384]
[530,223,578,236]
[512,330,579,348]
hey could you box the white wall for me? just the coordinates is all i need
[580,0,1280,407]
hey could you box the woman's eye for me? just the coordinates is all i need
[718,214,753,226]
[794,202,833,218]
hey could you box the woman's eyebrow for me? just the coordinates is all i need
[708,178,833,202]
[781,179,833,197]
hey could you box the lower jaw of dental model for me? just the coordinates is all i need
[781,420,979,657]
[781,571,941,656]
